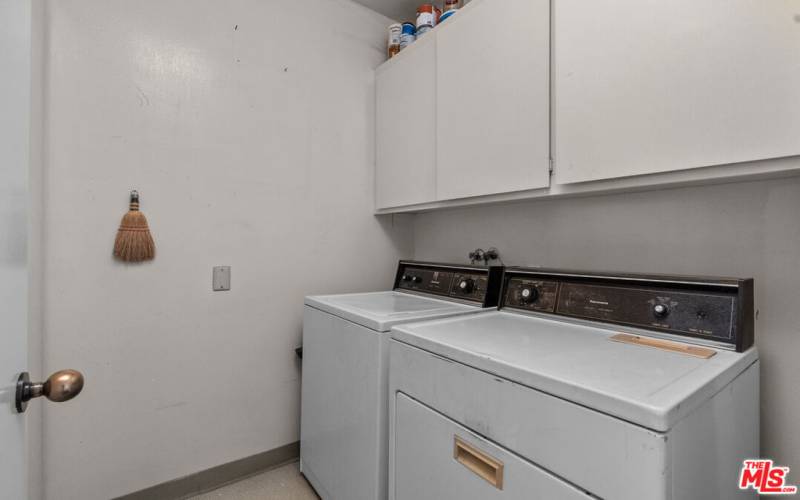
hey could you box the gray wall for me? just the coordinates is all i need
[39,0,412,498]
[413,175,800,470]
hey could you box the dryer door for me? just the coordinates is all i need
[392,393,592,500]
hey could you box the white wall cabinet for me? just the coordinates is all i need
[436,0,550,200]
[375,35,437,209]
[375,0,800,213]
[375,0,551,210]
[554,0,800,185]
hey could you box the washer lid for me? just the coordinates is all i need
[305,291,481,332]
[391,311,758,431]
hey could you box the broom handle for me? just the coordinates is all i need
[130,190,140,211]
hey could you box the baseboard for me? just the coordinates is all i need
[114,441,300,500]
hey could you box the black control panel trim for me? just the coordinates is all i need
[500,267,754,352]
[393,261,504,308]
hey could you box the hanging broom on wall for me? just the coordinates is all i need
[114,190,156,262]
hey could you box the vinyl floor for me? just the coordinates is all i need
[189,461,319,500]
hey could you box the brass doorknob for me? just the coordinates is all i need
[16,369,84,413]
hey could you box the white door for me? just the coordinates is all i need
[375,36,437,209]
[554,0,800,184]
[436,0,551,201]
[1,0,33,497]
[1,4,84,498]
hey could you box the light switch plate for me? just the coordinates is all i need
[213,266,231,291]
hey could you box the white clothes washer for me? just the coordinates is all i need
[300,261,504,500]
[389,267,758,500]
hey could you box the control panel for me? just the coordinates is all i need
[500,268,754,352]
[394,261,503,307]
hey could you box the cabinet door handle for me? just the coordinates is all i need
[453,436,504,490]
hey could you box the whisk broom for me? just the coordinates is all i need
[114,190,156,262]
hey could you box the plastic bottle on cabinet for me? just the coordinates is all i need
[387,23,402,58]
[400,22,416,50]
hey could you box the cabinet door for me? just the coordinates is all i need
[435,0,551,201]
[376,38,437,209]
[555,0,800,184]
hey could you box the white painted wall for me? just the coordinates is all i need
[40,0,412,498]
[413,175,800,472]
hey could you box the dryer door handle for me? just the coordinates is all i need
[453,436,504,490]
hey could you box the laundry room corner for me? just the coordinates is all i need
[4,0,799,499]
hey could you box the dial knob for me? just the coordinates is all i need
[401,274,411,282]
[520,287,539,304]
[653,303,670,318]
[411,276,422,284]
[458,279,475,294]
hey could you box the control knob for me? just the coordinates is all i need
[520,287,539,304]
[653,303,670,319]
[458,278,475,294]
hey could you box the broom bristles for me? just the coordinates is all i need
[114,202,155,262]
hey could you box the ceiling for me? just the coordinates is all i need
[351,0,421,21]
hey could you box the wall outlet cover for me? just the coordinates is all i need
[213,266,231,291]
